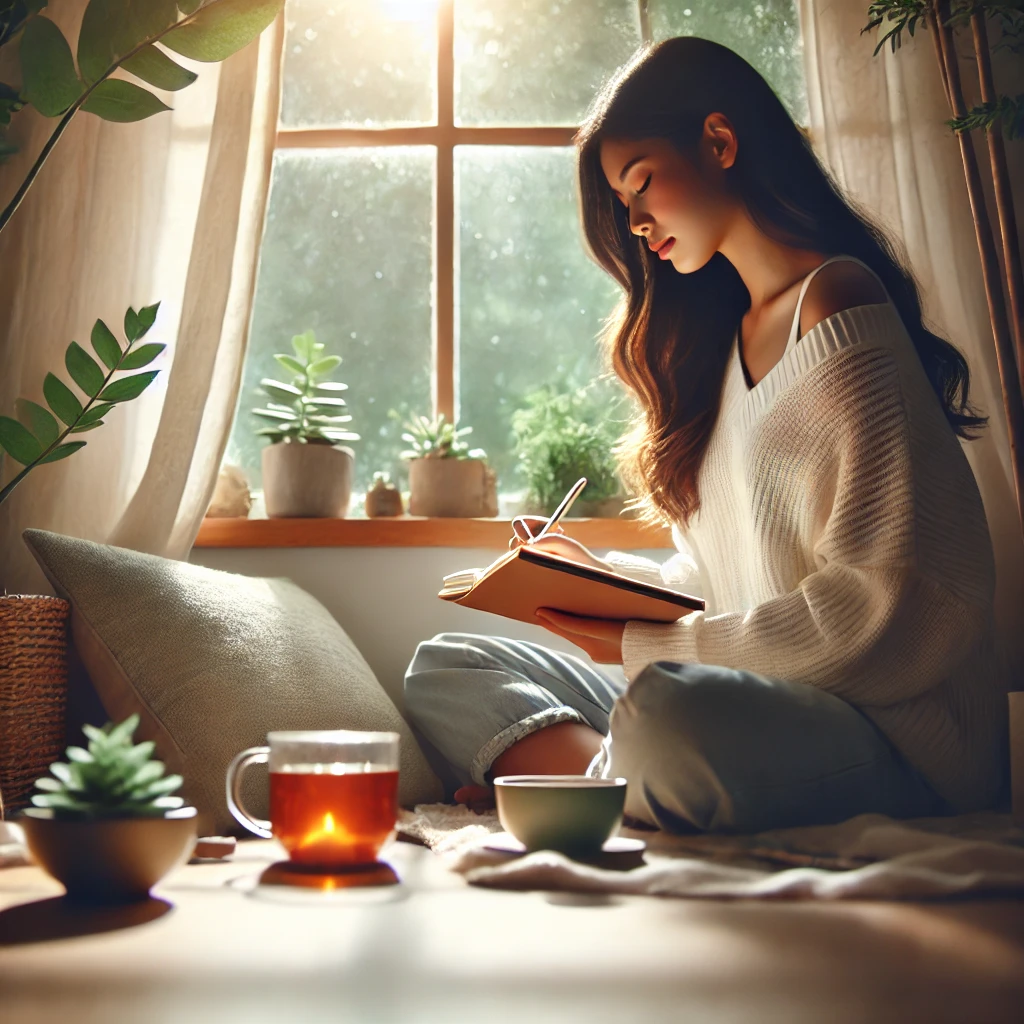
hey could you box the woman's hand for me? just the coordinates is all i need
[510,518,608,571]
[534,608,626,664]
[509,516,563,549]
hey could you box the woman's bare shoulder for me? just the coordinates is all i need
[799,260,888,338]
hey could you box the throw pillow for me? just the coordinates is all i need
[24,530,443,835]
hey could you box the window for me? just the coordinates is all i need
[224,0,806,510]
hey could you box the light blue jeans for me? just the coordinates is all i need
[403,632,947,834]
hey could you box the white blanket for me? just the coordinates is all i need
[397,805,1024,900]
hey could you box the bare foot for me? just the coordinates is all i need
[454,784,496,814]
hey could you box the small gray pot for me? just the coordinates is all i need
[262,441,354,518]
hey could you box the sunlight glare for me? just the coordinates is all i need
[378,0,436,23]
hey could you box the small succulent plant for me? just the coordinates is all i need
[252,330,360,446]
[399,413,486,460]
[31,714,185,820]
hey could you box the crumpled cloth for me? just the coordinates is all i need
[398,805,1024,900]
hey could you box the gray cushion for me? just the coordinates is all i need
[24,530,443,835]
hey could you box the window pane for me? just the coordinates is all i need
[457,147,621,490]
[281,0,438,128]
[226,148,434,497]
[454,0,640,126]
[649,0,807,124]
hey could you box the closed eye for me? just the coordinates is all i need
[636,173,652,196]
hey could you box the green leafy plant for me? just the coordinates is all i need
[0,0,284,223]
[0,302,164,505]
[252,329,360,445]
[511,379,625,515]
[399,413,486,460]
[31,713,185,820]
[863,2,1023,139]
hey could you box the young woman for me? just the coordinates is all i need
[403,38,1007,833]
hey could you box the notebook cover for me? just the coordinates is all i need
[439,546,704,625]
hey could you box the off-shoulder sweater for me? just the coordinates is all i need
[605,256,1007,813]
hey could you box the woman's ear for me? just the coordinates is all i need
[702,112,738,171]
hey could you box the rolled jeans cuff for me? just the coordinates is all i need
[470,706,586,786]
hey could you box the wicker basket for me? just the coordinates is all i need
[0,595,70,817]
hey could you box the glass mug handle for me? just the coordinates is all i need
[226,746,272,838]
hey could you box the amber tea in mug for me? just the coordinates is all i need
[227,731,400,868]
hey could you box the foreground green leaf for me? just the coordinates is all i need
[0,415,43,464]
[162,0,283,63]
[121,43,197,91]
[124,306,142,342]
[15,398,59,447]
[78,402,115,426]
[98,370,158,402]
[43,372,83,425]
[78,0,128,85]
[124,0,180,46]
[14,398,58,449]
[136,301,160,337]
[39,440,86,463]
[20,14,83,116]
[66,341,106,397]
[91,319,121,370]
[81,78,171,122]
[119,342,165,370]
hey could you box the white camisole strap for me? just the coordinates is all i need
[784,254,890,355]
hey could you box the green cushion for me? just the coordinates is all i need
[24,530,443,835]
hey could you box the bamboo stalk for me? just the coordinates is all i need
[972,10,1024,381]
[928,10,952,108]
[933,0,1024,537]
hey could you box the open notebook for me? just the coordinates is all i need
[438,543,705,625]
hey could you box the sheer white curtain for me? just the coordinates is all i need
[0,3,283,593]
[798,1,1024,684]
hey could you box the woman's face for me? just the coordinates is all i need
[599,120,737,274]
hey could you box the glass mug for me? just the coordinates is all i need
[226,730,400,867]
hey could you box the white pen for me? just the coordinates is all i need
[531,477,588,542]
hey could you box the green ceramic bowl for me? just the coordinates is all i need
[493,775,627,855]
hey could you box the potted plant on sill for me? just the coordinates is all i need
[511,380,628,518]
[19,713,198,903]
[399,413,498,517]
[253,329,360,518]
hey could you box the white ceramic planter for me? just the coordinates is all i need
[408,458,498,517]
[262,442,354,518]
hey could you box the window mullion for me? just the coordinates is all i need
[637,0,652,45]
[435,0,456,423]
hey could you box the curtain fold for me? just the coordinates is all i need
[797,1,1024,683]
[0,2,283,592]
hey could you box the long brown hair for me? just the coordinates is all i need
[575,37,987,527]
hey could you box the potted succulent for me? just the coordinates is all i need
[19,714,198,903]
[253,330,360,518]
[400,413,498,517]
[511,380,628,517]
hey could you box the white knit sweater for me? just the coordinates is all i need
[606,256,1007,812]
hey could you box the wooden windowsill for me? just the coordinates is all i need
[194,515,675,549]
